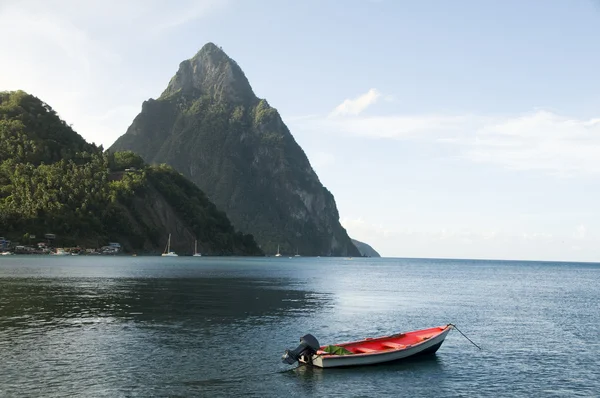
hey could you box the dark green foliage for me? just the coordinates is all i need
[147,164,262,255]
[108,151,146,171]
[0,92,111,240]
[0,91,263,255]
[0,91,97,164]
[0,153,111,237]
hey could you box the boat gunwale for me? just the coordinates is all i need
[316,324,451,358]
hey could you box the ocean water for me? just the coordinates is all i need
[0,256,598,397]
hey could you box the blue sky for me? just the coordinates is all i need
[2,0,600,260]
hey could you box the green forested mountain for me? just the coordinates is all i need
[0,90,262,255]
[0,91,97,164]
[110,43,360,257]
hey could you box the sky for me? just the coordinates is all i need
[2,0,600,261]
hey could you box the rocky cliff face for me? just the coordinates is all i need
[111,184,197,253]
[110,43,359,256]
[160,43,255,104]
[116,182,259,256]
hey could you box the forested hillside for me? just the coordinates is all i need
[0,91,262,255]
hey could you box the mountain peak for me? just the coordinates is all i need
[111,44,361,257]
[160,43,255,103]
[192,42,225,59]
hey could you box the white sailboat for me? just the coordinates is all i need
[294,248,300,257]
[275,245,282,257]
[193,240,202,257]
[162,234,178,257]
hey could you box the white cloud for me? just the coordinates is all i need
[293,107,600,176]
[0,0,227,147]
[522,232,553,241]
[468,111,600,175]
[155,0,227,32]
[342,217,501,248]
[340,216,600,260]
[309,151,336,169]
[318,114,479,140]
[574,225,587,240]
[329,88,381,117]
[1,0,227,36]
[0,3,116,87]
[341,217,396,241]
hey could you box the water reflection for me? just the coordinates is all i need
[291,355,444,378]
[0,277,329,331]
[286,356,445,397]
[0,274,331,397]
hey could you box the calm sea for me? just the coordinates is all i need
[0,256,598,397]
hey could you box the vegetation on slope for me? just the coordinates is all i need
[0,91,262,255]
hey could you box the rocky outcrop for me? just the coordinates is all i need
[351,239,381,258]
[161,43,255,104]
[113,185,197,253]
[110,43,359,257]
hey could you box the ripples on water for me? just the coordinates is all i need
[0,256,599,397]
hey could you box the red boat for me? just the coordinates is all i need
[282,324,452,368]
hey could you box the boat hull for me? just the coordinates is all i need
[303,325,451,368]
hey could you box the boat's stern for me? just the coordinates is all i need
[281,334,320,365]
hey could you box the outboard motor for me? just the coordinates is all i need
[281,334,320,365]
